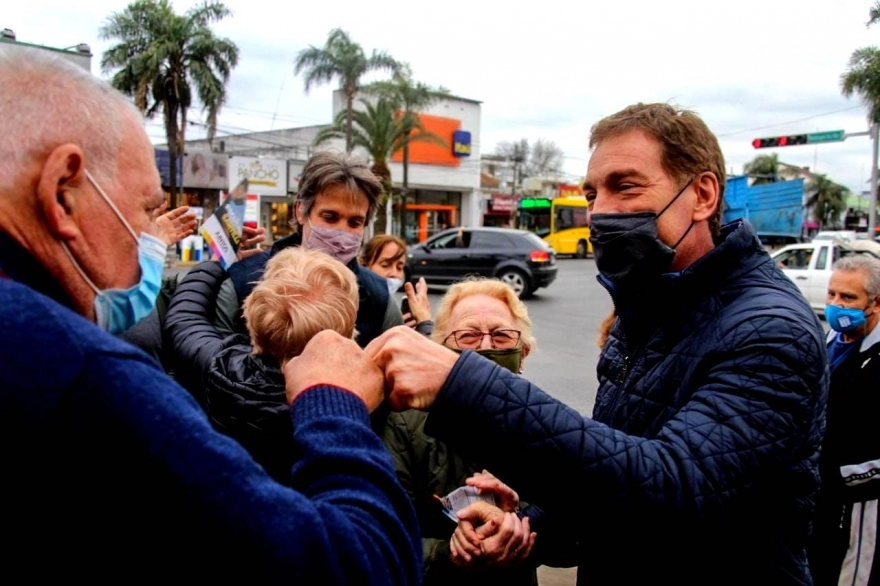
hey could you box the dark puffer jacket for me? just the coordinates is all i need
[423,220,828,586]
[163,261,290,481]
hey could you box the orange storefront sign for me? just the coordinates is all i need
[558,183,584,198]
[392,113,461,167]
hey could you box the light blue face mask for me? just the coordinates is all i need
[61,170,167,334]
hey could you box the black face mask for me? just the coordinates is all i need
[589,178,695,284]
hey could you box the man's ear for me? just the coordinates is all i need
[294,201,306,227]
[36,144,88,241]
[692,171,720,224]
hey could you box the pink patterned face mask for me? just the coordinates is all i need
[304,220,362,264]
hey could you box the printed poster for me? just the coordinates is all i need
[200,178,248,270]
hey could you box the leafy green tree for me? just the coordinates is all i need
[364,69,450,236]
[295,29,401,154]
[744,153,782,184]
[100,0,238,208]
[806,174,849,229]
[313,97,445,232]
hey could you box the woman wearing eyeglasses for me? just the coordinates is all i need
[382,278,569,586]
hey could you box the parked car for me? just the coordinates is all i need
[405,227,558,298]
[770,239,880,313]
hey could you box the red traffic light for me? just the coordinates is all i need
[778,136,788,146]
[752,138,762,149]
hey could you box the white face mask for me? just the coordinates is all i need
[386,277,404,296]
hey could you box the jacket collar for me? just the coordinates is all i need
[600,220,768,335]
[0,230,76,311]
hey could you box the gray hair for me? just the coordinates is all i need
[0,45,141,193]
[833,254,880,299]
[291,151,383,230]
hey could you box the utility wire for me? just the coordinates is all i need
[717,105,863,137]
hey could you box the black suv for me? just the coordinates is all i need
[405,227,558,298]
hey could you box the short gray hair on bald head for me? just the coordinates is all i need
[0,45,142,193]
[833,254,880,299]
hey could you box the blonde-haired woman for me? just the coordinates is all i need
[382,277,549,586]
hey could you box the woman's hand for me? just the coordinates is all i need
[402,277,432,327]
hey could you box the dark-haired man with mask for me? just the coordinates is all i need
[211,151,403,346]
[331,102,828,585]
[0,46,421,583]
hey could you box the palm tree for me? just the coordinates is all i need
[313,97,446,232]
[841,47,880,124]
[294,29,401,154]
[806,174,849,229]
[100,0,238,208]
[364,69,450,237]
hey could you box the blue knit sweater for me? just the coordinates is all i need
[0,234,421,583]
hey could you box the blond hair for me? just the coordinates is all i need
[243,248,359,362]
[431,277,536,351]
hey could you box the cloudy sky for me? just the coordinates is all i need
[7,0,880,199]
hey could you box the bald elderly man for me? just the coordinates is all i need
[0,46,419,583]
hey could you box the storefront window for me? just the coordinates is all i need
[269,202,294,241]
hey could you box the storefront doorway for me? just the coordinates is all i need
[397,204,458,243]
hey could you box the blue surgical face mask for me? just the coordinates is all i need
[825,304,868,334]
[61,170,166,334]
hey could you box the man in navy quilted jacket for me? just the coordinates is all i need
[0,46,420,583]
[355,103,829,585]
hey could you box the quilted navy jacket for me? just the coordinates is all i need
[424,220,828,586]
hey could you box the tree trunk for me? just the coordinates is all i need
[165,101,180,209]
[400,132,410,241]
[345,89,354,154]
[371,162,391,236]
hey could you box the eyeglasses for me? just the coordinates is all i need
[444,329,521,350]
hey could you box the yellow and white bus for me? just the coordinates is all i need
[515,195,592,258]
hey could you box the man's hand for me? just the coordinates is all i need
[364,326,459,411]
[284,330,385,412]
[155,204,198,247]
[402,277,432,327]
[237,226,267,261]
[466,470,520,513]
[452,501,535,569]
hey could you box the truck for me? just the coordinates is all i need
[770,238,880,313]
[723,175,804,246]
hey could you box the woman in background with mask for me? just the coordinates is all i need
[808,254,880,586]
[382,277,560,586]
[361,234,407,296]
[361,234,434,335]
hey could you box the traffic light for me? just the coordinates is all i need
[752,134,809,149]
